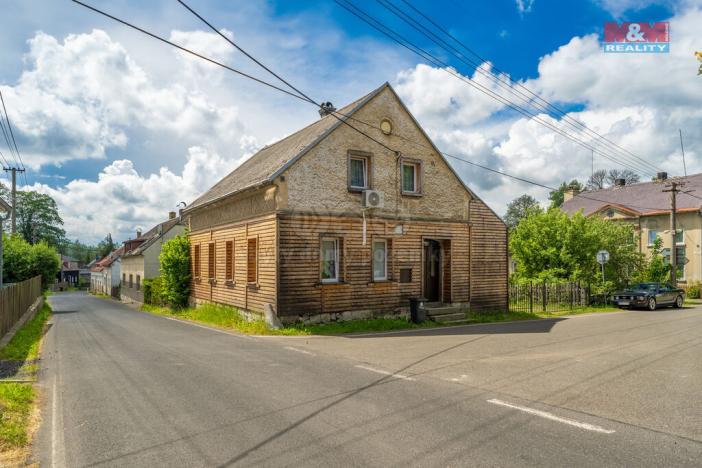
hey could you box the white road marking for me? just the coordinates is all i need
[355,365,416,381]
[487,399,615,434]
[284,346,315,356]
[445,374,469,383]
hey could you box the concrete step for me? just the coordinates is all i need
[430,312,467,323]
[423,306,462,317]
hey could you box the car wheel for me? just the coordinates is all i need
[648,297,657,311]
[674,295,684,308]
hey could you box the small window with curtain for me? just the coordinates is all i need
[320,238,340,283]
[208,243,216,281]
[225,240,234,282]
[193,244,201,279]
[136,275,141,291]
[401,159,421,195]
[348,151,370,191]
[372,239,388,281]
[247,238,258,283]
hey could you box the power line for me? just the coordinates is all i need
[176,0,667,211]
[0,89,28,185]
[393,0,663,175]
[335,0,658,179]
[73,0,669,212]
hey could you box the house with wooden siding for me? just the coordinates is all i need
[182,83,508,323]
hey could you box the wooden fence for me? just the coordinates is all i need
[509,281,589,314]
[0,276,42,338]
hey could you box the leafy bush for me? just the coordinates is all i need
[2,234,60,288]
[630,237,670,284]
[509,209,642,288]
[159,232,191,308]
[143,277,165,305]
[685,281,700,299]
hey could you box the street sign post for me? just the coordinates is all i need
[596,250,610,284]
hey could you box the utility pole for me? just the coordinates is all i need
[3,167,24,234]
[679,129,687,177]
[662,180,684,284]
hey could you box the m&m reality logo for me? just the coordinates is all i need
[603,22,669,53]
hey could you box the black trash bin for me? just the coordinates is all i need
[409,297,426,323]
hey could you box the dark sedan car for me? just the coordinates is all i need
[612,282,685,310]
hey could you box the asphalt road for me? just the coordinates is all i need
[34,292,702,467]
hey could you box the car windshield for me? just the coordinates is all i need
[630,283,659,291]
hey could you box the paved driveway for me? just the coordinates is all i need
[34,292,702,467]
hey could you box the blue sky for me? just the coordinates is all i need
[0,0,697,242]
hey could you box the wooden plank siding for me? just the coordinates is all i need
[277,213,471,318]
[469,199,509,311]
[189,213,277,314]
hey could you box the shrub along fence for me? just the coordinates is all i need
[0,275,42,338]
[509,281,590,314]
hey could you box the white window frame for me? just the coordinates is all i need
[675,229,685,246]
[320,237,340,283]
[401,161,420,194]
[349,156,368,190]
[647,229,659,247]
[372,239,388,281]
[675,246,686,280]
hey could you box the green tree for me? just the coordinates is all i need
[549,180,584,208]
[61,239,100,265]
[509,209,642,287]
[3,234,61,288]
[504,194,541,230]
[159,232,191,308]
[97,233,116,259]
[0,187,66,247]
[631,237,670,283]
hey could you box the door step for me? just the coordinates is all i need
[420,304,467,323]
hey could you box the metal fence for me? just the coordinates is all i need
[0,276,42,338]
[509,281,589,314]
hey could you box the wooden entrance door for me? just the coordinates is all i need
[424,240,441,302]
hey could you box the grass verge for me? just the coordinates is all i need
[141,303,626,337]
[0,299,51,460]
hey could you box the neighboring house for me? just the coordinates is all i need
[121,213,185,304]
[57,255,80,285]
[561,172,700,284]
[90,247,124,296]
[182,83,508,323]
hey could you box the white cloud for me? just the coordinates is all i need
[29,146,241,243]
[0,29,253,169]
[515,0,535,14]
[394,6,702,216]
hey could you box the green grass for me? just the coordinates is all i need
[0,301,51,362]
[0,384,34,450]
[141,302,627,337]
[0,299,51,456]
[90,291,112,300]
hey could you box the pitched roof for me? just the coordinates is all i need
[90,246,125,272]
[123,217,182,257]
[561,174,702,217]
[186,83,389,211]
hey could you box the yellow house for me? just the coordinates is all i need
[561,174,702,284]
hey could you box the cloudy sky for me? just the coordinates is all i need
[0,0,700,243]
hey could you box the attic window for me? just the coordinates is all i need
[348,151,371,191]
[401,158,422,195]
[605,209,614,217]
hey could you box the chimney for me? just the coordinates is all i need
[657,171,668,181]
[318,101,336,118]
[614,178,626,187]
[136,229,142,238]
[169,211,176,219]
[564,188,580,202]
